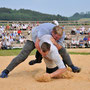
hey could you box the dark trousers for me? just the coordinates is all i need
[35,50,42,62]
[6,40,35,71]
[46,66,58,73]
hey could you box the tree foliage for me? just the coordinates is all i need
[69,12,90,20]
[0,7,68,21]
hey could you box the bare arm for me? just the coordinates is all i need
[50,68,67,78]
[50,37,62,50]
[35,38,41,53]
[44,55,67,78]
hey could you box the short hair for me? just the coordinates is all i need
[53,26,63,36]
[41,42,51,52]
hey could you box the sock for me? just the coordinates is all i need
[3,69,9,74]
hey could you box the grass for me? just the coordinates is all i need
[69,52,90,55]
[0,49,90,56]
[0,49,37,56]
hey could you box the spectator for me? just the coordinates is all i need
[83,36,88,48]
[2,33,6,40]
[0,31,2,38]
[6,24,10,30]
[9,36,13,44]
[27,25,32,31]
[18,29,21,36]
[22,24,27,30]
[6,33,10,40]
[87,34,90,47]
[71,27,76,35]
[79,39,84,48]
[19,37,25,44]
[65,41,71,48]
[1,39,7,49]
[87,28,90,34]
[6,39,12,49]
[13,30,18,36]
[76,28,80,35]
[79,26,85,35]
[28,30,31,35]
[84,29,89,34]
[65,33,71,40]
[83,36,88,41]
[71,38,77,48]
[0,40,2,49]
[76,38,80,48]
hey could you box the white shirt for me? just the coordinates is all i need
[39,35,65,69]
[6,41,11,46]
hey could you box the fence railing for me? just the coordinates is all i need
[0,20,90,26]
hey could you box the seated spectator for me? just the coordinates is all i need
[6,39,12,49]
[13,30,18,36]
[9,36,14,44]
[76,28,80,35]
[79,39,84,48]
[65,41,71,48]
[84,29,89,34]
[71,27,76,35]
[18,29,21,36]
[65,33,71,40]
[0,33,2,38]
[15,35,20,43]
[87,28,90,34]
[71,38,77,48]
[28,30,31,35]
[6,24,10,30]
[0,40,2,49]
[79,26,85,35]
[6,33,10,40]
[83,36,88,41]
[22,24,27,30]
[87,28,90,35]
[19,37,25,44]
[1,39,7,49]
[0,25,5,33]
[27,25,32,31]
[83,36,88,48]
[2,33,6,40]
[76,39,80,48]
[80,29,83,35]
[87,34,90,47]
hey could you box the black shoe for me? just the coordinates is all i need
[71,66,81,73]
[29,60,41,65]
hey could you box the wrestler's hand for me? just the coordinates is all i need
[50,37,62,50]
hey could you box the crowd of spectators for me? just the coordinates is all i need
[0,22,39,49]
[71,26,90,35]
[65,26,90,48]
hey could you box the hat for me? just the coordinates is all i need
[52,20,59,26]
